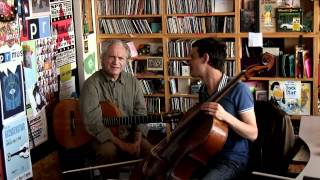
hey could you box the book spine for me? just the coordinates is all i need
[304,51,312,78]
[288,54,295,77]
[295,47,304,78]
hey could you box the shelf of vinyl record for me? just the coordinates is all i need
[96,0,163,37]
[96,0,162,16]
[94,0,319,115]
[96,0,236,36]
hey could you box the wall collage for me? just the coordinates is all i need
[0,0,77,179]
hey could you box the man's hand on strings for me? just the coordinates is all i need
[200,102,227,121]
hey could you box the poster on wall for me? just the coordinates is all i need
[0,61,25,122]
[27,84,47,116]
[19,16,51,42]
[28,108,48,149]
[30,0,50,17]
[50,0,76,71]
[17,0,31,18]
[21,40,37,92]
[35,37,58,103]
[0,148,3,180]
[1,114,32,180]
[83,34,97,79]
[0,20,20,51]
[59,76,76,100]
[0,44,23,64]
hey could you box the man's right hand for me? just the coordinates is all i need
[119,141,140,157]
[112,135,140,157]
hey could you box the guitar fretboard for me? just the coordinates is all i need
[102,115,162,127]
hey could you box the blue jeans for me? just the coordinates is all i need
[198,159,247,180]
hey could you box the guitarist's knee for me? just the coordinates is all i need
[93,140,117,164]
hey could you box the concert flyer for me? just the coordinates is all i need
[28,109,48,149]
[1,114,32,180]
[50,0,76,70]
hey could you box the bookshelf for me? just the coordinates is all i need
[93,0,320,121]
[239,0,319,116]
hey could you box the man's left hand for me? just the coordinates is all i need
[200,102,227,121]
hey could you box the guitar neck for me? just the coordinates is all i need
[102,115,163,127]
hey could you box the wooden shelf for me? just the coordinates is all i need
[135,74,164,79]
[239,32,317,38]
[97,34,163,40]
[133,56,163,60]
[167,12,235,17]
[168,57,191,60]
[98,14,162,18]
[169,76,194,79]
[226,57,236,61]
[246,77,314,82]
[144,93,165,97]
[171,94,198,98]
[167,33,237,39]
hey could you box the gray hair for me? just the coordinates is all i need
[100,40,131,61]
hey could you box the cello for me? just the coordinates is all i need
[131,64,269,180]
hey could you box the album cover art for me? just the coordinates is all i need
[0,61,25,121]
[268,80,310,115]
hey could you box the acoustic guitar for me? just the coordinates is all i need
[53,99,180,149]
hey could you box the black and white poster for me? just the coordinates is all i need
[50,0,76,71]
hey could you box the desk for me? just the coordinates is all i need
[296,116,320,179]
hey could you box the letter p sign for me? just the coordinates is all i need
[28,19,40,40]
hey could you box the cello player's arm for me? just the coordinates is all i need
[201,102,258,142]
[222,109,258,142]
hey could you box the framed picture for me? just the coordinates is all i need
[255,90,268,101]
[181,65,190,76]
[147,57,163,71]
[276,8,303,32]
